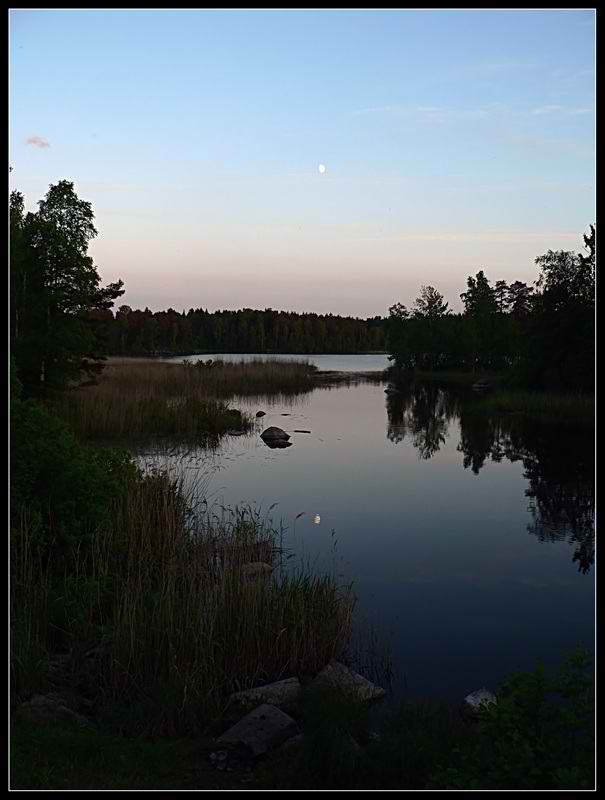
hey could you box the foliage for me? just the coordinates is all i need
[523,227,595,391]
[386,227,595,390]
[10,395,138,552]
[10,181,124,393]
[94,305,386,356]
[431,646,595,790]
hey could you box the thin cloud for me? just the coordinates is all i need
[352,105,449,123]
[25,136,50,148]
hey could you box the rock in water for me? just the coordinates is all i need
[256,411,266,418]
[260,426,290,442]
[313,660,386,702]
[384,387,399,395]
[217,703,299,757]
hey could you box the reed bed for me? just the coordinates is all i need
[10,466,355,735]
[58,358,317,440]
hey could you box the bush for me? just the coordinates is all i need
[431,646,595,790]
[11,396,139,552]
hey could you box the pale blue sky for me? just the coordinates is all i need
[9,9,595,316]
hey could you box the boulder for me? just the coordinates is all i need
[217,703,299,757]
[471,380,496,393]
[14,693,94,728]
[228,677,301,712]
[313,660,386,703]
[260,426,290,442]
[263,439,292,449]
[460,688,497,721]
[255,411,266,418]
[240,562,274,585]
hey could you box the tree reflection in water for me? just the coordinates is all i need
[386,383,595,574]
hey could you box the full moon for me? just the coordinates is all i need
[318,164,326,174]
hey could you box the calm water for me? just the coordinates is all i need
[138,358,595,703]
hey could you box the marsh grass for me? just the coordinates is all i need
[10,466,355,736]
[57,358,318,440]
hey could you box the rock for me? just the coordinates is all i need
[293,430,311,434]
[260,426,290,442]
[229,677,301,712]
[227,430,246,436]
[263,439,293,449]
[278,733,304,752]
[471,380,496,393]
[217,703,300,757]
[460,688,497,720]
[313,660,386,703]
[384,387,399,395]
[255,411,266,418]
[240,562,274,585]
[14,693,94,728]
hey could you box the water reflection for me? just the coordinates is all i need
[386,382,461,458]
[387,383,595,574]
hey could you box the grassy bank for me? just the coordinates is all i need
[11,648,594,790]
[58,358,317,440]
[11,466,355,737]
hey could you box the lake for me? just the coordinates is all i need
[141,355,595,703]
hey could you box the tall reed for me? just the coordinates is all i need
[11,466,355,735]
[57,358,317,440]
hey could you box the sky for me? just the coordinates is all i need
[9,9,596,317]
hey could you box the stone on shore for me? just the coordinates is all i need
[313,660,386,703]
[460,687,497,720]
[217,703,300,757]
[14,693,94,728]
[228,677,301,712]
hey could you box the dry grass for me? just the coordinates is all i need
[58,358,317,440]
[10,467,355,735]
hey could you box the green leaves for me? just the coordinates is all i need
[431,646,594,790]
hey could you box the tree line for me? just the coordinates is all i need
[10,177,594,395]
[386,227,595,392]
[88,306,387,358]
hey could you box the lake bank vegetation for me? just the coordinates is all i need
[10,178,594,790]
[57,357,317,441]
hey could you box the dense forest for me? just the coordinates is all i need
[386,227,595,393]
[88,306,387,357]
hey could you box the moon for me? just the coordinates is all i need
[318,164,326,174]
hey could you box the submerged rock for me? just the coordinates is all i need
[313,660,386,703]
[255,411,266,418]
[217,703,300,757]
[293,430,311,434]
